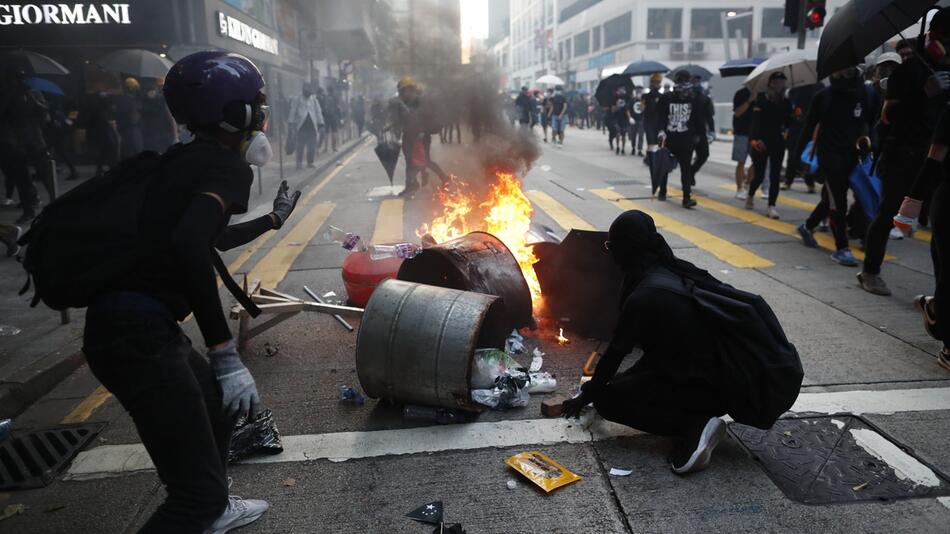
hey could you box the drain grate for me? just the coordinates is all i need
[729,415,950,504]
[0,423,104,490]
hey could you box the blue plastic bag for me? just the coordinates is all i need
[849,157,883,220]
[800,141,818,175]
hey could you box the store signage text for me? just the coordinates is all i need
[217,12,278,56]
[0,3,131,25]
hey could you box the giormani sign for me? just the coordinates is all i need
[0,3,132,25]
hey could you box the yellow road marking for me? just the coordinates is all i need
[61,385,111,424]
[715,183,817,211]
[371,199,405,244]
[591,189,774,269]
[526,190,597,231]
[249,202,336,290]
[666,186,894,261]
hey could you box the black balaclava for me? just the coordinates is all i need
[830,67,863,92]
[608,210,714,300]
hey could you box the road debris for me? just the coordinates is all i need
[506,451,582,493]
[228,409,284,463]
[402,405,473,425]
[263,342,280,358]
[506,479,518,490]
[0,325,20,337]
[0,504,25,521]
[339,386,365,405]
[541,396,567,417]
[282,478,297,487]
[609,468,634,477]
[852,481,869,491]
[406,501,443,525]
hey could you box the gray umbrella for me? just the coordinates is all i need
[97,48,173,79]
[0,50,69,75]
[817,0,938,79]
[667,64,714,82]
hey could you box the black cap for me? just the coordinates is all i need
[932,7,950,35]
[674,70,691,83]
[769,71,788,82]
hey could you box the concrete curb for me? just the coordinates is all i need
[0,135,370,420]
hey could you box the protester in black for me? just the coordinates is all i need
[549,87,568,146]
[351,94,366,136]
[748,72,793,219]
[0,64,48,223]
[514,86,532,127]
[690,76,715,179]
[641,74,663,164]
[783,83,824,192]
[610,86,631,155]
[82,52,300,533]
[629,88,645,156]
[657,71,706,208]
[731,87,755,199]
[795,67,872,267]
[116,77,144,159]
[859,9,950,296]
[562,210,728,475]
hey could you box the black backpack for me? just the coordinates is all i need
[18,147,261,317]
[642,272,803,430]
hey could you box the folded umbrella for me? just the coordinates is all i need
[650,146,678,195]
[594,74,634,107]
[817,0,938,79]
[97,48,173,79]
[667,64,714,82]
[622,60,669,76]
[719,57,767,78]
[744,49,818,94]
[374,140,401,184]
[0,50,69,75]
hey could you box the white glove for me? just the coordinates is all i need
[628,118,636,125]
[706,131,716,144]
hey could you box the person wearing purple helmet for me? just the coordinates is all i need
[81,51,301,533]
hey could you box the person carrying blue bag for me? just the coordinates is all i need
[795,66,874,267]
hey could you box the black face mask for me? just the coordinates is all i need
[831,76,862,92]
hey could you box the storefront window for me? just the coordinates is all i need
[592,26,601,52]
[224,0,275,28]
[693,8,751,39]
[647,9,681,40]
[574,30,589,57]
[603,12,631,48]
[276,1,299,45]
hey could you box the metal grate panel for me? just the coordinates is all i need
[0,423,104,490]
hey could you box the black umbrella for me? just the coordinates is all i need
[622,60,669,76]
[650,146,678,195]
[718,57,767,78]
[667,64,714,82]
[97,48,173,79]
[374,140,401,184]
[817,0,938,79]
[594,74,634,107]
[0,50,69,75]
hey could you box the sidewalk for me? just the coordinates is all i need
[0,133,368,418]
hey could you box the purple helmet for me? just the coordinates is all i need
[163,51,264,130]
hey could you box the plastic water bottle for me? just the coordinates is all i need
[402,405,472,425]
[339,386,365,405]
[369,243,422,261]
[325,226,367,252]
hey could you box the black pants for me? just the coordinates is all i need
[295,118,317,168]
[692,134,710,176]
[806,151,857,251]
[593,362,726,438]
[749,141,785,206]
[931,181,950,341]
[83,296,233,534]
[0,151,38,215]
[864,146,928,275]
[667,134,697,197]
[630,121,644,152]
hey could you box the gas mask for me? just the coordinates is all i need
[674,82,693,97]
[240,105,272,167]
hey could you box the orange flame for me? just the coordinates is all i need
[418,172,544,313]
[557,328,569,346]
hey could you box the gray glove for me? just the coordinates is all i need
[925,71,950,97]
[271,180,302,229]
[209,339,260,419]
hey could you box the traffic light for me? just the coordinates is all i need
[784,0,801,33]
[805,0,826,30]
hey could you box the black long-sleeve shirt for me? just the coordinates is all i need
[749,93,793,144]
[116,141,269,346]
[582,267,719,399]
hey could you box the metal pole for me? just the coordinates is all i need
[797,1,808,50]
[303,285,354,332]
[734,29,743,60]
[275,74,284,182]
[257,165,263,196]
[720,12,732,61]
[748,11,754,58]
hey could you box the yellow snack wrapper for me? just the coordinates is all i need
[505,450,582,493]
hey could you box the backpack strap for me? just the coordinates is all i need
[212,251,261,318]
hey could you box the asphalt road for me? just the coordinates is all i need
[3,127,950,533]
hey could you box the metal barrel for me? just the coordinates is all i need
[396,231,534,330]
[356,279,509,411]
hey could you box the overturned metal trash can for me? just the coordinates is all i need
[397,231,533,330]
[356,279,509,411]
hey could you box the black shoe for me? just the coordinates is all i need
[657,192,667,202]
[615,146,620,155]
[621,148,626,155]
[682,198,697,209]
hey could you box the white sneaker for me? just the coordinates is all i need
[760,190,770,200]
[205,496,269,534]
[767,206,780,219]
[735,190,748,200]
[0,198,14,207]
[671,417,727,475]
[889,227,904,240]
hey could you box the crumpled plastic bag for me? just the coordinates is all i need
[228,408,284,463]
[471,349,521,389]
[471,374,530,409]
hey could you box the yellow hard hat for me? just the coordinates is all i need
[124,77,140,91]
[649,73,663,83]
[397,76,417,91]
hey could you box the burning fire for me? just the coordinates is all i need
[557,328,570,346]
[417,172,543,312]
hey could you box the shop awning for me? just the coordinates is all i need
[575,68,600,83]
[599,64,627,78]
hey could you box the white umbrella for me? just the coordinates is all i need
[744,49,819,94]
[97,48,173,79]
[535,74,565,85]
